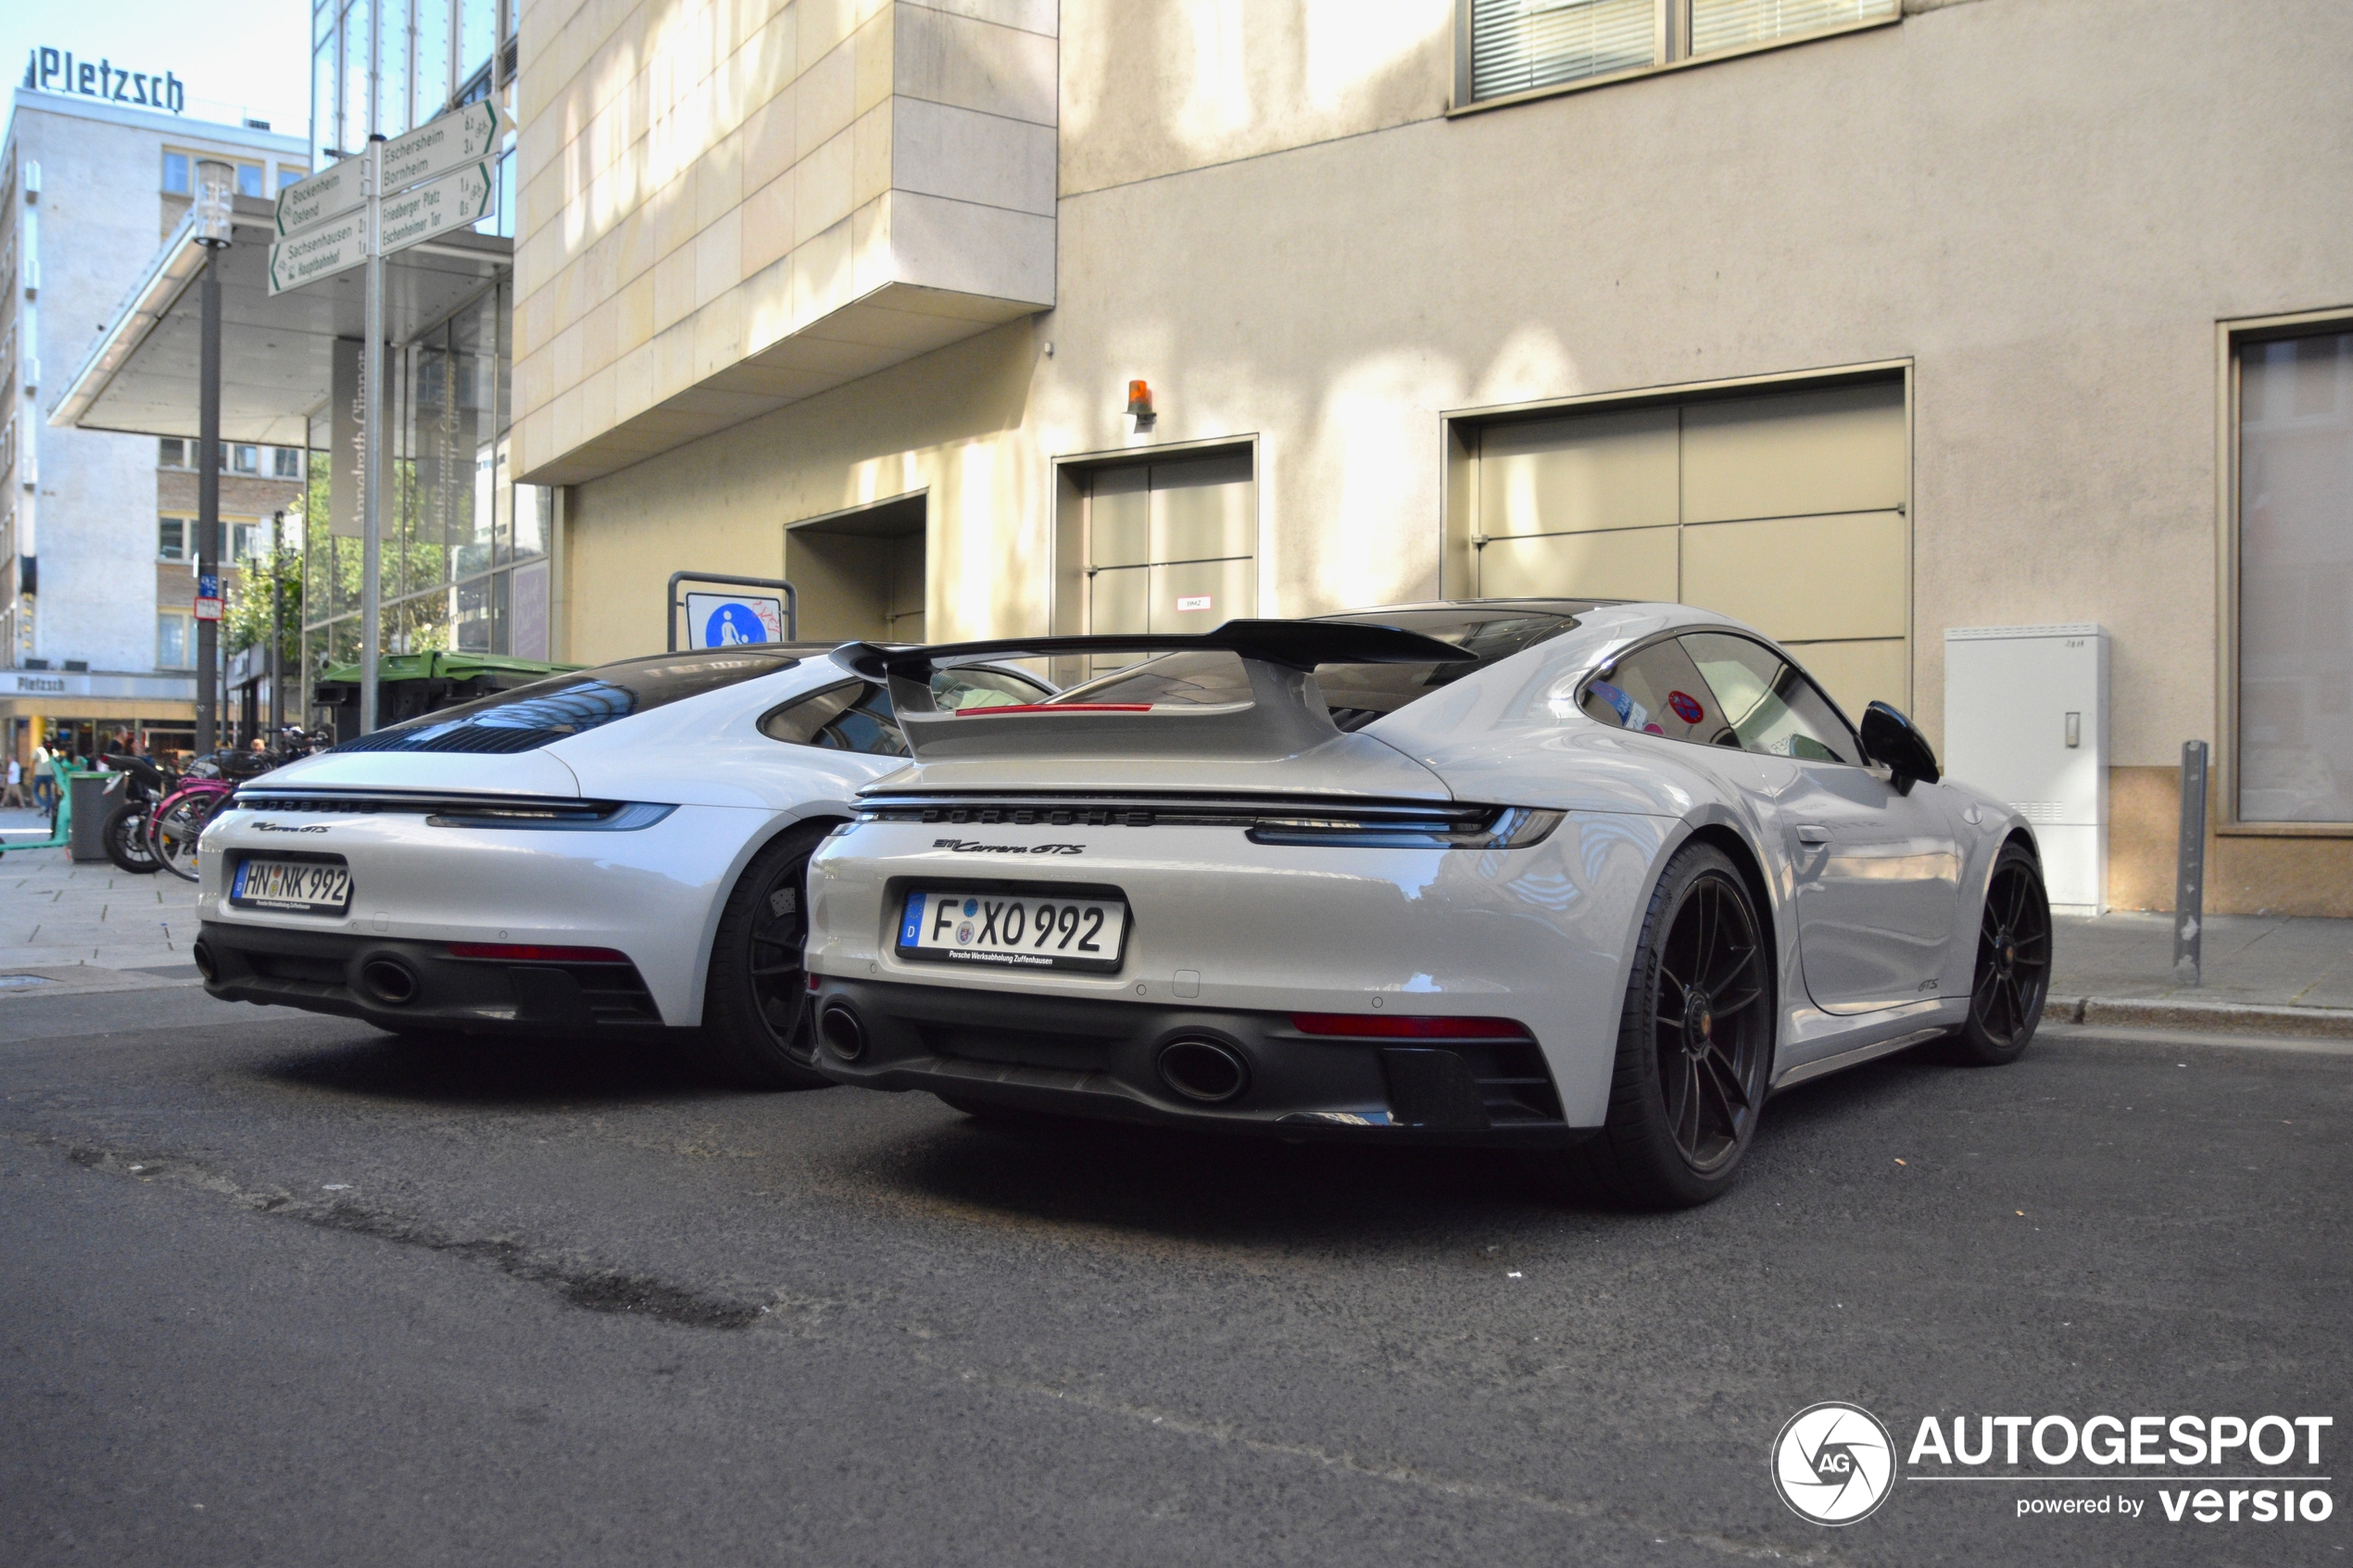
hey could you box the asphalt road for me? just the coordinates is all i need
[2,989,2347,1566]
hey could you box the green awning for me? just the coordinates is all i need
[315,652,580,688]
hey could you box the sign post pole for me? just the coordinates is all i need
[192,158,233,752]
[359,134,384,736]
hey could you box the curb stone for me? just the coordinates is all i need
[2060,996,2353,1042]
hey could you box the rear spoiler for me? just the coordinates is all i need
[841,621,1473,761]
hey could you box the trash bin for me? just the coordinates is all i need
[68,772,110,862]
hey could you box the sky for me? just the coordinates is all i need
[6,0,313,144]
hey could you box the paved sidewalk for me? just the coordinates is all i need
[1,822,202,998]
[3,818,2347,1034]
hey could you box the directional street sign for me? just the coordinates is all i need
[267,208,365,294]
[267,162,495,295]
[379,160,497,254]
[272,98,510,237]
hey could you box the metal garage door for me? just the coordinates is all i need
[1086,447,1255,644]
[1473,380,1908,716]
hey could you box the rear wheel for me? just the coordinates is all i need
[102,801,162,873]
[1551,841,1775,1209]
[700,822,834,1090]
[1948,842,2050,1065]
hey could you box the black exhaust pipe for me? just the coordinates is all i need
[1157,1037,1250,1103]
[818,1002,866,1060]
[189,940,219,984]
[359,957,420,1006]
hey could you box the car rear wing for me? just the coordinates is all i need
[841,621,1472,761]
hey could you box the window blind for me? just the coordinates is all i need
[1692,0,1897,57]
[1471,0,1658,101]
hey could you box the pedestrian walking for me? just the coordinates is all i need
[31,743,54,811]
[1,755,24,809]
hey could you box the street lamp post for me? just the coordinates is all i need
[192,158,233,754]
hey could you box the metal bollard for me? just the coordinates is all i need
[2171,740,2208,987]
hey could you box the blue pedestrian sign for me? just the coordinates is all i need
[684,592,783,648]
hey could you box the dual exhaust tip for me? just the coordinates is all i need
[814,1001,1250,1106]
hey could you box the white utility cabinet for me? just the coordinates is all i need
[1943,624,2108,914]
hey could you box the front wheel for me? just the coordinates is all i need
[1550,841,1776,1209]
[1948,842,2050,1065]
[102,800,163,873]
[700,822,835,1090]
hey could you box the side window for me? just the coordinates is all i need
[932,663,1049,711]
[759,682,909,757]
[1579,638,1728,746]
[1680,633,1862,766]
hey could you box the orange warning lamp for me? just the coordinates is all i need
[1126,380,1153,417]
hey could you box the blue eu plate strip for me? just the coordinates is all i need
[900,893,925,947]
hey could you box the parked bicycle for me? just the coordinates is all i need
[148,731,323,883]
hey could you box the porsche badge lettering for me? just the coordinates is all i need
[932,839,1087,856]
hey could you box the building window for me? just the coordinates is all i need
[2237,327,2353,824]
[157,612,192,670]
[232,521,263,561]
[236,163,265,198]
[162,151,190,194]
[159,437,187,468]
[1460,0,1897,107]
[158,517,188,561]
[233,445,259,474]
[273,446,304,478]
[278,167,305,193]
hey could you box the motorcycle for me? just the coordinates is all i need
[97,754,179,874]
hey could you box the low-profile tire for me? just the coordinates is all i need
[1549,840,1776,1210]
[700,821,836,1090]
[1946,841,2051,1066]
[102,801,162,873]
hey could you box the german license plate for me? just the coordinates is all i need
[897,891,1127,972]
[232,857,352,914]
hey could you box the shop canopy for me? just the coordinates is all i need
[46,193,510,445]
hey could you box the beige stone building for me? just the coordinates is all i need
[510,0,2353,915]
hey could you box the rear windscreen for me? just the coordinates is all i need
[1051,608,1587,731]
[332,649,806,754]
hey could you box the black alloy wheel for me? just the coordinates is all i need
[1556,841,1776,1209]
[701,821,835,1090]
[1950,841,2050,1065]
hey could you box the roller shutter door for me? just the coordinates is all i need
[1474,380,1908,717]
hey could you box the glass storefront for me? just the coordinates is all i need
[298,279,549,731]
[301,0,531,734]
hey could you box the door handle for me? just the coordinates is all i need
[1794,825,1831,847]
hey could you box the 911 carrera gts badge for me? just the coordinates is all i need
[253,822,329,833]
[931,839,1086,855]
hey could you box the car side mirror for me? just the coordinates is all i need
[1860,701,1941,791]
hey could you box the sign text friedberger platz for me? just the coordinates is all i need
[20,47,184,112]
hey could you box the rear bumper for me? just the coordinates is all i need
[195,922,668,1035]
[808,977,1590,1148]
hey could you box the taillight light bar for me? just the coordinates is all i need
[1290,1013,1531,1040]
[953,704,1152,717]
[447,943,630,963]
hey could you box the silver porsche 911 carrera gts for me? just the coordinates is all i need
[801,600,2050,1206]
